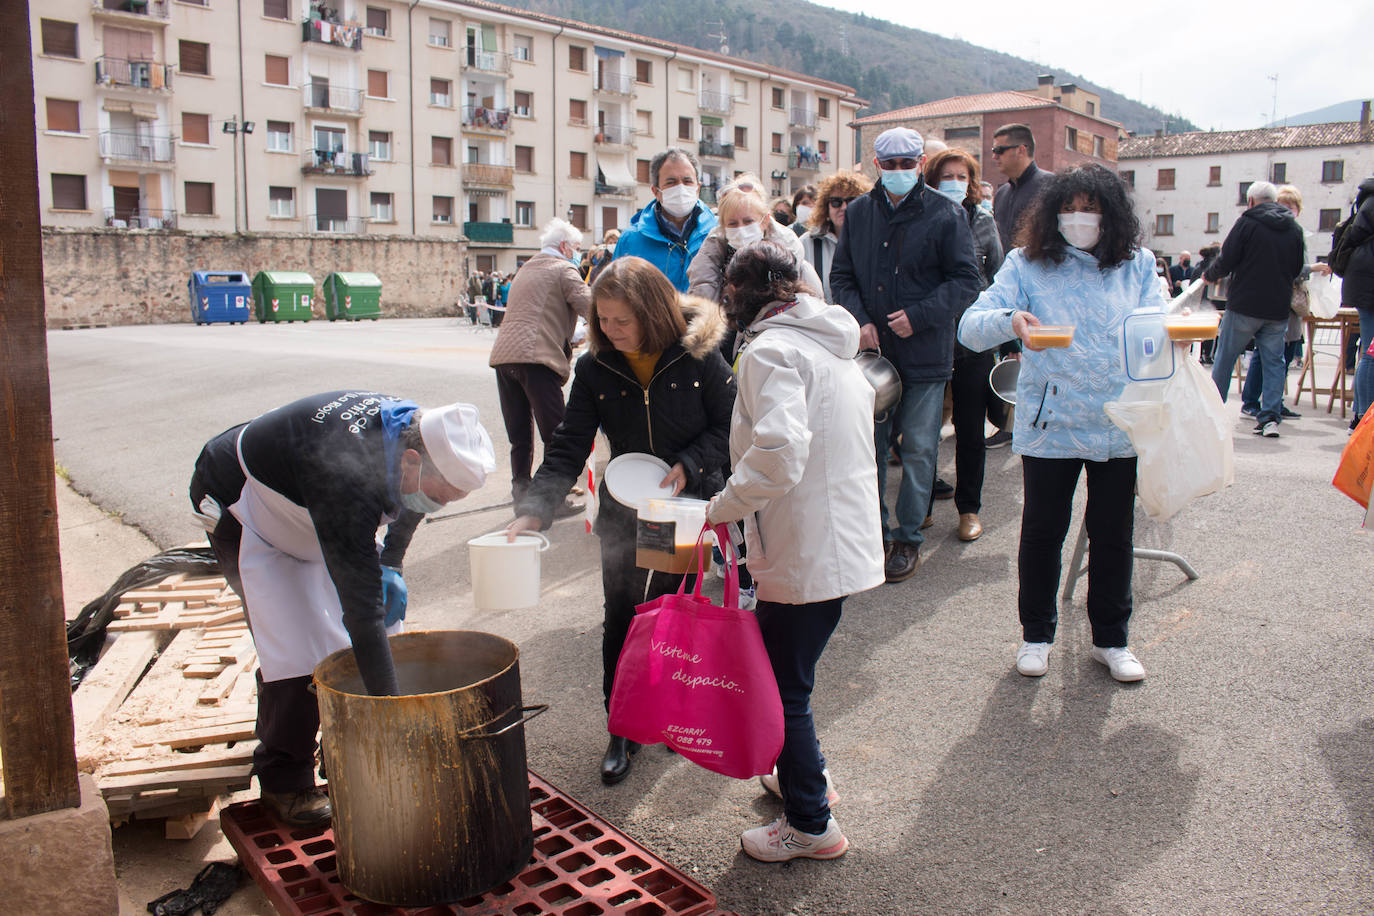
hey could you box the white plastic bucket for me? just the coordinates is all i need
[635,497,710,574]
[467,531,551,610]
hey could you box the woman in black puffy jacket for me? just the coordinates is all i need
[507,256,735,785]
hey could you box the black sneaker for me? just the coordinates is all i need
[932,477,954,499]
[1280,406,1301,419]
[984,430,1013,449]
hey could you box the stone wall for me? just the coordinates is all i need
[41,228,467,327]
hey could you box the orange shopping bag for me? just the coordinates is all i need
[1332,408,1374,508]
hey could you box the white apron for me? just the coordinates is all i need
[229,430,401,683]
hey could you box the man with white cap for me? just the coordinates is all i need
[830,126,981,582]
[189,390,495,826]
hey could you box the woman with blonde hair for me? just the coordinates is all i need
[687,176,822,304]
[803,170,875,300]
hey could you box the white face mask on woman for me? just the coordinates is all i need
[725,222,765,249]
[1057,212,1102,250]
[794,204,813,224]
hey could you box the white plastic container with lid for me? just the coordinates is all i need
[635,497,711,574]
[467,531,550,610]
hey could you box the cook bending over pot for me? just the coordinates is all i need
[189,391,496,827]
[506,257,735,786]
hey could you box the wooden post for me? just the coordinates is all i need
[0,2,82,817]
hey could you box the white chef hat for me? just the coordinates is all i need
[418,402,496,491]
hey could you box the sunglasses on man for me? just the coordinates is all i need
[991,144,1023,156]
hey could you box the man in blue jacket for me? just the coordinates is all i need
[612,148,717,291]
[830,127,981,582]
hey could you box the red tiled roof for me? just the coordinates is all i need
[851,91,1056,125]
[1119,122,1374,158]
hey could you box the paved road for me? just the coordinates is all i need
[47,319,1374,914]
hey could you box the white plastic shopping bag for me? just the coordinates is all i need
[1307,274,1343,319]
[1104,354,1235,520]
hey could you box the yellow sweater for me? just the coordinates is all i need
[623,350,661,388]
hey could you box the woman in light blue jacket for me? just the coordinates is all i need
[958,164,1164,684]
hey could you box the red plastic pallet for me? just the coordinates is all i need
[220,771,718,916]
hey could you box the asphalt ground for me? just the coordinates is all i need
[44,318,1374,915]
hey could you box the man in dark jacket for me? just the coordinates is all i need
[990,123,1053,251]
[1344,177,1374,421]
[1169,251,1192,296]
[830,127,981,582]
[1205,181,1305,436]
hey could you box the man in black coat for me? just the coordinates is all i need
[1205,181,1305,437]
[990,123,1053,252]
[1169,251,1192,296]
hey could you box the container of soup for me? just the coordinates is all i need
[1164,312,1221,340]
[635,497,710,574]
[1027,325,1076,348]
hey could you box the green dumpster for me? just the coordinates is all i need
[323,272,382,321]
[251,271,316,323]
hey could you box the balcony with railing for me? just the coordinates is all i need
[302,149,373,177]
[594,180,636,198]
[463,49,511,75]
[98,131,174,165]
[302,18,363,50]
[302,82,364,116]
[698,139,735,160]
[308,215,367,234]
[92,0,169,24]
[789,106,818,129]
[103,207,176,229]
[463,221,514,244]
[596,71,634,96]
[699,90,734,114]
[788,147,826,171]
[461,105,511,133]
[595,124,634,146]
[94,57,173,91]
[462,163,515,187]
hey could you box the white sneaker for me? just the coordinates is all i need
[1091,646,1145,682]
[759,767,840,806]
[740,815,848,862]
[1015,641,1051,677]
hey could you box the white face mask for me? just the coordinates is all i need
[400,465,445,515]
[794,204,813,224]
[936,179,968,205]
[725,222,765,249]
[1058,212,1102,251]
[658,184,699,219]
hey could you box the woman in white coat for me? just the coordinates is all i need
[707,242,884,863]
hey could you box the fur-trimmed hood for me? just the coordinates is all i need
[678,294,728,359]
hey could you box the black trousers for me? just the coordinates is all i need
[495,363,568,502]
[950,351,995,514]
[190,472,320,794]
[1018,455,1137,648]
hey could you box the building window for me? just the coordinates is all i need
[262,0,289,19]
[40,20,79,59]
[365,6,388,36]
[266,120,292,152]
[1064,126,1078,151]
[636,159,651,183]
[1157,168,1175,190]
[179,40,209,76]
[570,151,587,179]
[817,98,830,119]
[734,125,747,150]
[515,200,534,226]
[1092,135,1104,158]
[1208,165,1221,186]
[818,139,828,161]
[370,191,393,222]
[771,87,784,109]
[944,126,979,140]
[184,181,214,216]
[182,112,210,145]
[569,203,588,230]
[1085,100,1096,116]
[428,18,451,47]
[771,132,783,154]
[46,99,80,133]
[368,70,389,99]
[630,58,649,85]
[677,67,693,92]
[432,196,453,223]
[431,136,453,166]
[1238,181,1254,205]
[367,130,390,160]
[1270,162,1286,184]
[569,98,587,126]
[1205,212,1220,233]
[1322,160,1344,183]
[1319,208,1341,231]
[513,90,532,117]
[50,174,87,210]
[1119,169,1134,188]
[430,78,451,107]
[569,45,586,72]
[734,78,748,101]
[515,145,534,172]
[265,54,289,86]
[1155,214,1174,235]
[513,34,532,61]
[636,109,653,136]
[268,186,295,218]
[678,117,692,140]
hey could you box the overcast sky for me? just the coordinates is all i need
[809,0,1373,131]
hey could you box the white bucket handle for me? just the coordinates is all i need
[482,530,550,552]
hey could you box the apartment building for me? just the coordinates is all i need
[851,76,1123,185]
[1119,108,1374,264]
[31,0,863,273]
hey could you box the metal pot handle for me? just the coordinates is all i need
[457,703,549,739]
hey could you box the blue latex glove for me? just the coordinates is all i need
[380,565,408,626]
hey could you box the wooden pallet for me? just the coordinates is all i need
[107,573,244,632]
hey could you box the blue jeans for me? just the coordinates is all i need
[1240,339,1302,413]
[1354,307,1374,422]
[756,596,843,834]
[1211,311,1286,425]
[873,379,944,545]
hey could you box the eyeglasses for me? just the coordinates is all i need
[828,197,859,208]
[876,158,920,171]
[991,144,1021,156]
